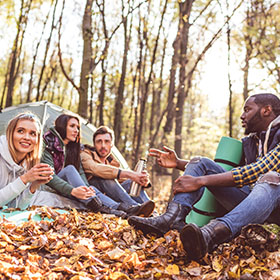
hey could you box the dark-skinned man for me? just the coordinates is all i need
[128,93,280,243]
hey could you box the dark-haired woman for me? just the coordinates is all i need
[40,114,149,217]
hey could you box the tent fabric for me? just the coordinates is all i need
[0,101,128,169]
[0,208,68,224]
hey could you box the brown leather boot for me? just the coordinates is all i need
[180,219,231,261]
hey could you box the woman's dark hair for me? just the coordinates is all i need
[55,114,81,171]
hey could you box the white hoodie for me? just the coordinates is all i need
[0,135,34,209]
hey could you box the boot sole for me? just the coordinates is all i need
[180,223,207,261]
[134,201,155,217]
[128,216,165,236]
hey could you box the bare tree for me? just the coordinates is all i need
[5,0,33,107]
[58,0,93,119]
[133,0,168,162]
[36,0,59,101]
[26,2,53,102]
[113,0,134,145]
[96,0,109,126]
[78,0,94,118]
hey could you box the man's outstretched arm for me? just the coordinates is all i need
[173,143,280,194]
[149,146,188,171]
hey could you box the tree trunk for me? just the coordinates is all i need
[96,0,108,126]
[36,0,59,101]
[26,2,53,102]
[149,0,168,145]
[79,0,94,119]
[5,0,32,107]
[132,12,143,158]
[114,0,133,146]
[242,8,254,102]
[163,27,180,134]
[172,0,194,183]
[98,59,106,126]
[227,5,233,138]
[134,0,167,161]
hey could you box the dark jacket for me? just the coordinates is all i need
[41,127,88,196]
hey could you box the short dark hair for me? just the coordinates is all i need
[93,126,115,144]
[250,93,280,116]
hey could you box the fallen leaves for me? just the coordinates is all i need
[0,208,280,279]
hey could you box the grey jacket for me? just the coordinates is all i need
[0,135,34,209]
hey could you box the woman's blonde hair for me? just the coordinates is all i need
[6,112,42,170]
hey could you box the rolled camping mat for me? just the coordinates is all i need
[185,136,242,227]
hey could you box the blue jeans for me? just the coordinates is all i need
[173,157,227,208]
[57,165,120,209]
[121,179,150,204]
[216,174,280,236]
[88,177,150,205]
[170,157,280,237]
[171,157,254,229]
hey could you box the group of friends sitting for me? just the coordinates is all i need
[1,92,280,261]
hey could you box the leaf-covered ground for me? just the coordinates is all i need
[0,206,280,280]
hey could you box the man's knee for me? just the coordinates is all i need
[189,156,202,164]
[189,156,214,165]
[258,171,280,184]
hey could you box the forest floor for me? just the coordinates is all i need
[0,176,280,279]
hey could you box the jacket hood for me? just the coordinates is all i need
[44,127,65,144]
[0,135,25,174]
[43,127,65,151]
[263,115,280,154]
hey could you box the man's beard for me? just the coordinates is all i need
[245,108,262,135]
[97,148,109,158]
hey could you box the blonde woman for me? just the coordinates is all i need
[0,113,53,209]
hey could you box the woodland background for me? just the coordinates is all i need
[0,0,280,183]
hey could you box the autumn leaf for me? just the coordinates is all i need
[108,271,130,280]
[165,264,180,275]
[212,256,223,272]
[106,247,126,260]
[97,240,113,250]
[123,252,143,269]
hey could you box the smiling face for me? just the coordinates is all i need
[12,119,39,162]
[64,118,79,144]
[94,133,113,161]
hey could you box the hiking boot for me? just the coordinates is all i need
[87,196,127,218]
[87,196,103,211]
[180,219,231,260]
[98,205,127,218]
[128,202,190,236]
[118,201,155,217]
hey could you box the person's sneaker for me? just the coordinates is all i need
[118,200,155,217]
